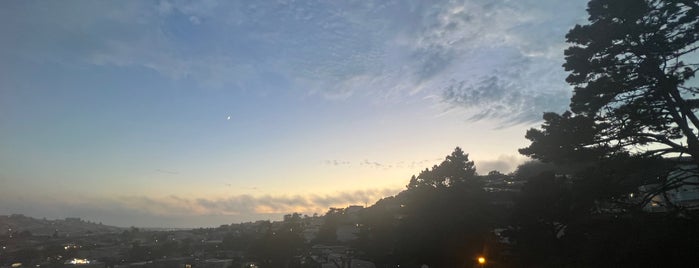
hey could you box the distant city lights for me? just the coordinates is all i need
[67,258,91,265]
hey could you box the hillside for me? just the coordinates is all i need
[0,214,122,237]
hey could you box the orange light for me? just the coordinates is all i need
[478,256,486,264]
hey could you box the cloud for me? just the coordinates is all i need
[401,0,586,125]
[476,154,527,174]
[0,0,587,124]
[319,158,448,170]
[441,53,572,124]
[315,153,525,175]
[0,188,401,227]
[359,159,383,167]
[188,16,201,25]
[126,188,399,216]
[324,160,351,166]
[155,169,179,175]
[310,189,398,209]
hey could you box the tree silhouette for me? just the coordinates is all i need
[520,0,699,212]
[519,111,614,164]
[509,171,572,266]
[249,215,305,266]
[562,0,699,162]
[407,147,477,189]
[359,147,494,267]
[315,208,343,244]
[512,1,699,265]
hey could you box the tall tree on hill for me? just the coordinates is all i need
[520,0,699,212]
[315,208,343,244]
[407,147,477,189]
[523,0,699,164]
[359,147,493,267]
[512,1,699,265]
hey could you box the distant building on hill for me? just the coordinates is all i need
[639,162,699,212]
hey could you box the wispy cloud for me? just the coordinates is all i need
[324,160,351,166]
[359,159,384,168]
[321,154,525,174]
[1,0,587,125]
[155,169,179,175]
[324,158,443,170]
[441,53,571,124]
[406,0,585,124]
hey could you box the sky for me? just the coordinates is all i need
[0,0,588,228]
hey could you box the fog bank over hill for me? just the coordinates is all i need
[0,214,122,236]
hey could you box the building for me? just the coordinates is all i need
[639,162,699,212]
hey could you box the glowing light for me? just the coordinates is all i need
[227,116,231,120]
[68,258,91,265]
[478,256,486,264]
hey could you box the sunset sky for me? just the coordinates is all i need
[0,0,588,227]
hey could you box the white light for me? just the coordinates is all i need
[227,116,231,120]
[68,258,90,264]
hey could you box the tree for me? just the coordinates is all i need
[520,112,615,164]
[358,147,493,267]
[509,172,572,266]
[521,0,699,211]
[17,230,32,238]
[512,160,557,180]
[315,208,343,244]
[249,214,305,266]
[560,0,699,162]
[512,1,699,265]
[407,147,477,189]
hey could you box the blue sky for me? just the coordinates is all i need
[0,0,588,227]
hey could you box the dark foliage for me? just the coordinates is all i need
[357,147,506,267]
[511,0,699,266]
[559,0,699,161]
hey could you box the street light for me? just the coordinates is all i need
[477,256,486,267]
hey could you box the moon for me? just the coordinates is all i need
[227,116,231,120]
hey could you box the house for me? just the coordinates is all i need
[638,162,699,212]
